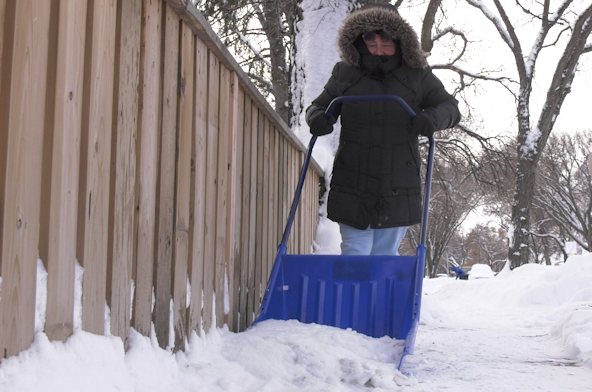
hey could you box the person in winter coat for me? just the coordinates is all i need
[306,4,461,256]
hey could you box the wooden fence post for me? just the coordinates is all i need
[153,3,179,349]
[132,0,162,338]
[202,51,220,333]
[245,103,259,326]
[215,64,230,328]
[187,35,208,338]
[44,0,88,343]
[171,21,194,352]
[0,0,51,358]
[77,0,117,336]
[108,0,142,349]
[225,72,240,330]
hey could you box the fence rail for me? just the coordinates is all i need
[0,0,322,359]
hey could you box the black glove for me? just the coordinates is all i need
[411,113,436,138]
[309,113,335,136]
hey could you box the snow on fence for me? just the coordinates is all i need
[0,0,321,360]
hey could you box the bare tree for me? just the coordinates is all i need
[464,224,508,272]
[534,129,592,254]
[462,1,592,268]
[402,140,482,277]
[195,0,391,125]
[195,0,301,123]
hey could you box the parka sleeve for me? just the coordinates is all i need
[305,63,343,128]
[419,67,461,131]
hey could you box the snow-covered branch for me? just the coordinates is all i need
[465,0,515,50]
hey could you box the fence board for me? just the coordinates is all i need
[0,0,51,358]
[215,64,230,328]
[260,118,270,302]
[253,111,264,317]
[172,21,193,352]
[187,34,208,337]
[153,3,179,348]
[270,128,278,273]
[78,0,117,336]
[36,0,58,271]
[226,72,241,331]
[298,152,305,254]
[0,0,8,274]
[280,138,287,250]
[0,0,6,95]
[107,0,141,349]
[133,0,162,337]
[43,0,87,343]
[238,94,251,331]
[202,51,220,333]
[246,103,259,326]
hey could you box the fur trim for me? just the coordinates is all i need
[337,7,428,69]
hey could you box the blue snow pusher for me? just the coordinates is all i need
[254,95,435,370]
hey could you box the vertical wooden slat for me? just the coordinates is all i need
[0,0,6,96]
[202,51,220,333]
[78,0,117,336]
[287,144,293,253]
[279,137,286,249]
[225,72,240,331]
[43,0,87,343]
[269,127,278,276]
[153,3,179,348]
[246,103,259,326]
[238,94,251,331]
[37,0,59,271]
[293,146,299,253]
[187,35,208,337]
[215,64,230,328]
[133,0,162,338]
[107,0,141,348]
[0,0,8,274]
[0,0,51,358]
[298,152,306,254]
[253,111,265,316]
[171,21,193,352]
[231,87,245,331]
[260,117,270,307]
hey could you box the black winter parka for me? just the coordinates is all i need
[306,6,461,230]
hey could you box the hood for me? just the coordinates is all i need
[337,6,428,69]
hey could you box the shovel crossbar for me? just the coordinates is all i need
[254,95,435,370]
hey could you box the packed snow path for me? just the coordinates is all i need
[406,277,592,391]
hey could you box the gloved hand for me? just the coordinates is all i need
[411,113,436,138]
[309,113,335,136]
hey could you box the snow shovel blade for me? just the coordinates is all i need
[255,252,420,341]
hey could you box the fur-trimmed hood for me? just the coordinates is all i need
[337,6,428,69]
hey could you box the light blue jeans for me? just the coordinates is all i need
[339,223,408,256]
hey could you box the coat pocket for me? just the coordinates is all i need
[389,143,420,189]
[331,141,360,189]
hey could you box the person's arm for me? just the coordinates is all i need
[305,63,342,136]
[413,68,461,136]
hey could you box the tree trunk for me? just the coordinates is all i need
[261,0,290,124]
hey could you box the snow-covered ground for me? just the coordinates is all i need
[1,217,591,391]
[2,1,592,391]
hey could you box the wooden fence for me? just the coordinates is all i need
[0,0,322,359]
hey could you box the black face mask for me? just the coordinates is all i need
[360,52,401,79]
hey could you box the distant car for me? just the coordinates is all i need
[469,264,495,279]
